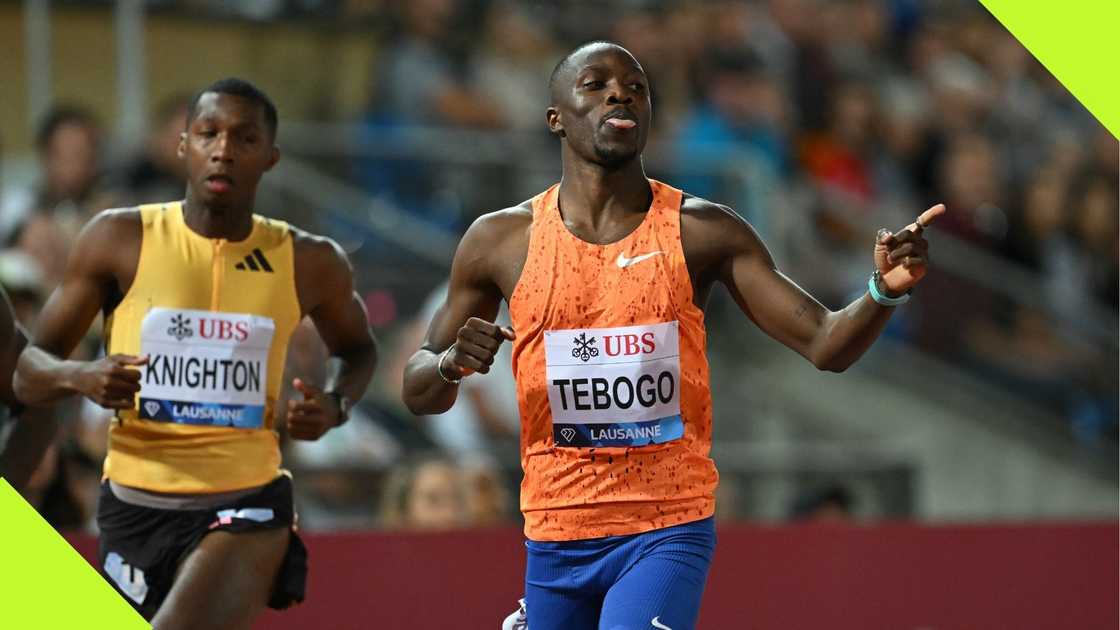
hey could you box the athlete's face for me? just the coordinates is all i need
[180,93,278,209]
[548,45,651,168]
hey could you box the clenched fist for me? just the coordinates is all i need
[439,317,516,380]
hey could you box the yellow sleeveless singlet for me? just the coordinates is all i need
[103,202,301,493]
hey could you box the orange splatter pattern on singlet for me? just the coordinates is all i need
[509,179,718,541]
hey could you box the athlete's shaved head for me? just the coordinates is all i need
[549,41,643,104]
[546,41,651,169]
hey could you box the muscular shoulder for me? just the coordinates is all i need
[680,194,766,264]
[453,200,533,295]
[463,201,533,247]
[457,201,533,266]
[83,207,143,240]
[289,227,354,313]
[289,226,352,283]
[290,226,348,266]
[71,207,142,274]
[679,194,774,286]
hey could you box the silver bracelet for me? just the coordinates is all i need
[437,346,462,385]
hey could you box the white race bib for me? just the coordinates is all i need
[137,308,274,429]
[544,321,683,447]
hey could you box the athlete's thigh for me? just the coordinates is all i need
[151,527,289,630]
[524,539,603,630]
[598,550,713,630]
[525,581,601,630]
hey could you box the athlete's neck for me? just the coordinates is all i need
[182,192,254,241]
[558,156,650,231]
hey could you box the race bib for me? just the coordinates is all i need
[545,321,683,447]
[137,308,274,429]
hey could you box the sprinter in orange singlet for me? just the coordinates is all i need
[403,42,943,630]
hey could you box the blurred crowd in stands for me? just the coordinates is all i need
[0,0,1115,533]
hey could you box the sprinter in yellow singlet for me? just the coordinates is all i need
[15,78,377,629]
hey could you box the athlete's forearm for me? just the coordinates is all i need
[809,293,894,372]
[13,345,90,405]
[323,337,379,405]
[401,349,459,415]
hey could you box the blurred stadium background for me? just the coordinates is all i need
[0,0,1116,628]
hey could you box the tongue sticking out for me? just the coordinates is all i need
[605,118,637,129]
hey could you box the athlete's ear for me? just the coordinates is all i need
[546,106,565,138]
[176,132,187,159]
[266,145,280,171]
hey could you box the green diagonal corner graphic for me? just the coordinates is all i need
[981,0,1120,138]
[0,479,149,629]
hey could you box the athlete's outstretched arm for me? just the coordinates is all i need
[685,201,943,372]
[289,234,378,440]
[14,210,148,407]
[402,214,513,415]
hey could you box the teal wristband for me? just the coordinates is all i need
[868,272,911,306]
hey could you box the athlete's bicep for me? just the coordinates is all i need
[305,242,375,357]
[712,208,829,359]
[420,219,504,353]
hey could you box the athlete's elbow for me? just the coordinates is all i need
[818,361,849,373]
[402,391,451,416]
[400,374,450,416]
[809,350,849,373]
[11,369,40,406]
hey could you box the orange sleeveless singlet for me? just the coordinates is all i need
[509,179,718,542]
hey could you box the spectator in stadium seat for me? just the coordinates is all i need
[789,484,855,522]
[674,47,791,200]
[7,106,116,288]
[378,453,467,531]
[471,2,559,132]
[108,94,189,206]
[459,454,514,528]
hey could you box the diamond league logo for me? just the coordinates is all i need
[144,401,161,417]
[560,427,576,442]
[167,313,193,341]
[570,332,598,362]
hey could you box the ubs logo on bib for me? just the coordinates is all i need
[167,314,194,341]
[571,333,599,362]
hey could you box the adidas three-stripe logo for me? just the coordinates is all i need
[235,249,274,273]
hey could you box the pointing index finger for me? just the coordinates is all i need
[914,203,946,232]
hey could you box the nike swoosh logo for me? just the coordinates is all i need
[616,251,664,268]
[651,616,673,630]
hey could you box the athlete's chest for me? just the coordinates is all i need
[126,236,295,314]
[525,230,685,323]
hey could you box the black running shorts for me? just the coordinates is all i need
[96,474,307,620]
